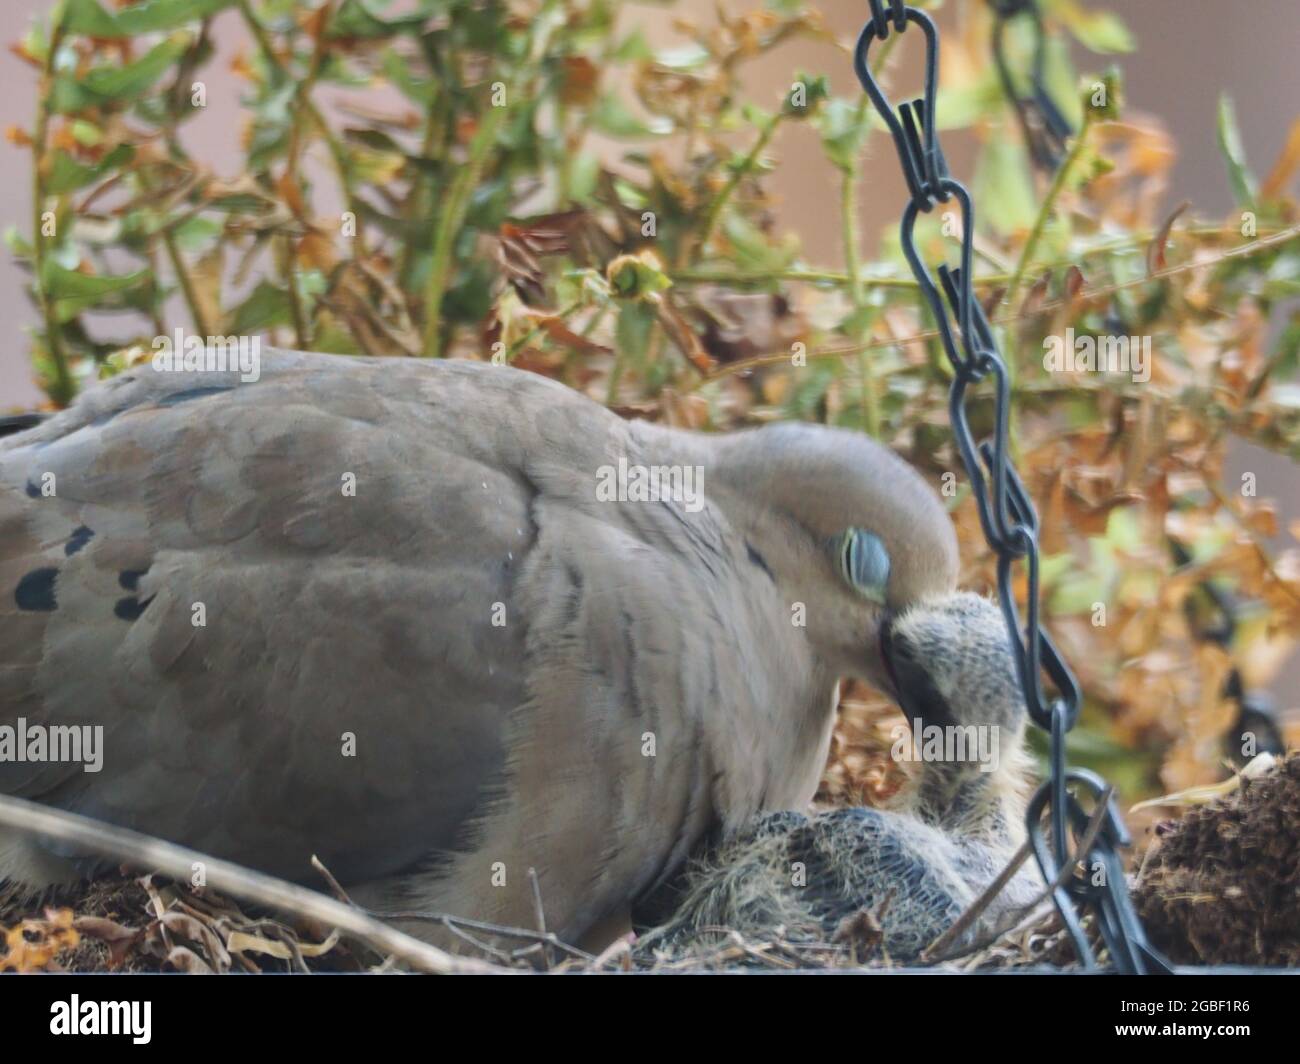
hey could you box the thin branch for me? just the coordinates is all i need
[920,839,1033,961]
[422,102,508,357]
[924,785,1115,966]
[688,221,1300,390]
[371,907,594,963]
[841,94,879,437]
[30,17,73,406]
[527,866,550,971]
[1003,109,1099,350]
[235,0,365,256]
[693,113,782,262]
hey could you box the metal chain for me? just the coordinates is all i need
[988,0,1073,172]
[1170,540,1285,767]
[855,0,1168,973]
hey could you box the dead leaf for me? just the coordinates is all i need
[1147,199,1190,276]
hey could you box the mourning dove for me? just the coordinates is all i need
[0,349,963,947]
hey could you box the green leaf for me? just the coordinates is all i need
[1273,316,1300,380]
[61,0,234,37]
[721,214,799,274]
[611,29,652,62]
[934,74,1004,131]
[591,97,671,139]
[40,261,147,299]
[1041,34,1084,131]
[328,0,429,39]
[171,215,223,253]
[615,301,656,360]
[225,280,291,334]
[814,97,870,173]
[1216,94,1257,208]
[568,152,600,204]
[973,131,1036,235]
[51,37,189,112]
[1062,8,1135,54]
[381,48,435,105]
[45,144,135,195]
[783,73,830,118]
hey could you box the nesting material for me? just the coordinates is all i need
[0,876,359,974]
[1133,753,1300,967]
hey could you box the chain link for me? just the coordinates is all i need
[855,1,1169,973]
[988,0,1073,172]
[1171,540,1286,766]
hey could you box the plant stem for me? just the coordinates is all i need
[236,0,365,255]
[672,267,937,288]
[684,219,1300,392]
[841,96,879,437]
[671,222,1287,290]
[159,214,213,338]
[399,97,446,291]
[422,102,508,358]
[694,114,782,262]
[1003,109,1098,364]
[31,17,72,406]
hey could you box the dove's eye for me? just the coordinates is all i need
[837,528,890,603]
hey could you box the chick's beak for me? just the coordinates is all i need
[878,610,957,731]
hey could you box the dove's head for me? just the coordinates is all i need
[700,422,1024,736]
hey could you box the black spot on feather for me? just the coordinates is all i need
[15,568,58,611]
[114,595,154,621]
[746,541,775,582]
[119,569,147,591]
[65,525,94,556]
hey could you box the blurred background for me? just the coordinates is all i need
[1,0,1297,774]
[5,1,1300,400]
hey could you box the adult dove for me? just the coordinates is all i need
[0,350,966,946]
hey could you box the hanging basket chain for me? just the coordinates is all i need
[854,0,1169,974]
[988,0,1073,172]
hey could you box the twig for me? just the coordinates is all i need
[925,785,1115,966]
[688,221,1300,390]
[527,866,550,970]
[370,907,594,962]
[694,114,782,262]
[0,795,509,974]
[442,919,516,964]
[588,932,634,972]
[669,223,1295,290]
[921,839,1033,962]
[309,854,356,907]
[235,0,365,255]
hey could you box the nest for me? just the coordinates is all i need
[5,756,1296,973]
[0,876,364,974]
[1133,753,1300,967]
